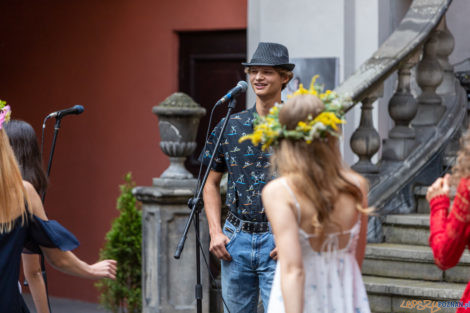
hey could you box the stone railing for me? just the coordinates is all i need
[335,0,468,242]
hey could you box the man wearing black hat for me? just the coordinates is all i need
[201,42,294,313]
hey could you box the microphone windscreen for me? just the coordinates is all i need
[237,81,248,92]
[74,105,85,114]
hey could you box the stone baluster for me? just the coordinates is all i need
[436,15,456,96]
[134,93,208,313]
[350,85,383,174]
[382,51,420,161]
[411,26,446,141]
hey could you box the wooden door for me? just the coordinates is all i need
[179,30,247,176]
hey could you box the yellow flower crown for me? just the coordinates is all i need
[0,100,11,130]
[239,76,350,150]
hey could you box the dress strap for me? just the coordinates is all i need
[280,178,301,224]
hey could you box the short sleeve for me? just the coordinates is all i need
[24,215,80,253]
[198,119,227,173]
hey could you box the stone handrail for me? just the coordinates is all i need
[336,0,452,106]
[333,0,469,242]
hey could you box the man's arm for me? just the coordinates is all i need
[203,170,231,261]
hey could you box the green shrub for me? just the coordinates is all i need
[96,173,142,312]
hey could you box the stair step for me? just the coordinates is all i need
[384,214,429,227]
[383,214,430,245]
[366,243,470,263]
[363,243,470,283]
[364,275,467,313]
[413,186,430,213]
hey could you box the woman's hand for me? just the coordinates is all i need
[42,248,117,280]
[426,174,451,201]
[89,260,117,280]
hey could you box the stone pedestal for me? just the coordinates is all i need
[134,92,208,313]
[134,181,210,313]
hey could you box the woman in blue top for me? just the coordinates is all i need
[0,104,117,312]
[5,119,52,313]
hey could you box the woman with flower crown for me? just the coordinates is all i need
[5,119,55,313]
[0,102,117,312]
[241,81,371,313]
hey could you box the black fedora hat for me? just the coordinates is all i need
[242,42,295,71]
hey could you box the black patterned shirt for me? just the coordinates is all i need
[201,106,274,222]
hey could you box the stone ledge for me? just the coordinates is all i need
[384,214,429,227]
[413,186,428,197]
[364,275,466,299]
[366,243,470,263]
[366,243,435,262]
[383,224,430,246]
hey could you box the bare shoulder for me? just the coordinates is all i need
[263,177,286,196]
[23,180,35,194]
[23,180,47,219]
[262,178,291,210]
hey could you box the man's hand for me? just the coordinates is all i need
[270,247,278,260]
[209,232,232,261]
[426,174,451,201]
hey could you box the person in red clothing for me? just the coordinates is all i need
[427,131,470,312]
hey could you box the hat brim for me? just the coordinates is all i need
[242,62,295,71]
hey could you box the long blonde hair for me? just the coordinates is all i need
[272,95,364,235]
[0,129,29,233]
[451,127,470,186]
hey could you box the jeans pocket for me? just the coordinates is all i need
[222,221,238,250]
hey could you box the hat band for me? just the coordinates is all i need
[249,57,290,65]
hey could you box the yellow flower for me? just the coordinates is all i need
[297,121,311,132]
[313,112,344,130]
[239,129,263,145]
[265,117,276,126]
[308,75,319,93]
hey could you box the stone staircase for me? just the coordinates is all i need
[363,186,470,312]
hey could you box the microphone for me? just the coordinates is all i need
[215,81,248,106]
[47,105,84,119]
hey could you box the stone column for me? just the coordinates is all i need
[350,85,383,175]
[382,51,420,161]
[411,27,446,141]
[134,92,207,313]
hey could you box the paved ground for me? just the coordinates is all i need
[23,294,110,313]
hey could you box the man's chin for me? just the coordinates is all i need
[254,90,269,97]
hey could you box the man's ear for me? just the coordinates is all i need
[281,74,290,85]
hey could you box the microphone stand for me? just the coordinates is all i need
[39,116,63,312]
[174,98,237,313]
[42,117,62,202]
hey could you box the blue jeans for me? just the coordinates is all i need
[221,219,276,313]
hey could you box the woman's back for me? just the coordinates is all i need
[293,171,362,251]
[266,173,370,313]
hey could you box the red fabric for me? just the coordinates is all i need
[429,177,470,312]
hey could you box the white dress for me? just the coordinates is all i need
[267,179,371,313]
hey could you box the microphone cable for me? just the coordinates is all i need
[192,100,236,313]
[195,102,221,192]
[41,115,52,158]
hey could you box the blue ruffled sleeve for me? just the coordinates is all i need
[24,215,80,253]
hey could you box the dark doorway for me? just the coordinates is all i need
[179,30,247,176]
